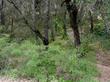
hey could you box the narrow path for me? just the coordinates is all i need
[96,51,110,82]
[0,76,36,82]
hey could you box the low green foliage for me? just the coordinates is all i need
[93,22,110,50]
[0,36,98,82]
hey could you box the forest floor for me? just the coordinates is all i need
[96,50,110,82]
[0,32,110,82]
[0,56,110,82]
[0,51,110,82]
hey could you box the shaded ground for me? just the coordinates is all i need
[96,51,110,82]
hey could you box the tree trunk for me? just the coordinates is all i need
[63,10,67,38]
[32,0,39,42]
[65,2,81,46]
[44,0,50,48]
[1,0,5,25]
[89,10,94,33]
[54,4,58,35]
[51,21,55,41]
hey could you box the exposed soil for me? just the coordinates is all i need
[0,76,37,82]
[96,51,110,82]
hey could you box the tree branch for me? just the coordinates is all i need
[6,0,45,42]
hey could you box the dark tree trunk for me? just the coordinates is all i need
[44,0,50,49]
[44,27,49,45]
[51,24,55,41]
[1,12,5,25]
[32,30,49,46]
[89,10,94,33]
[65,1,81,46]
[1,0,5,25]
[10,17,14,37]
[63,10,67,38]
[54,4,58,35]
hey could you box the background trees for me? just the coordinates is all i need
[0,0,110,82]
[0,0,109,46]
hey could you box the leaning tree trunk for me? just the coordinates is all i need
[65,2,81,46]
[7,0,49,46]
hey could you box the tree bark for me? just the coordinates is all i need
[65,1,81,46]
[51,21,55,41]
[89,10,94,33]
[44,0,50,48]
[54,4,58,35]
[0,0,5,25]
[63,10,67,38]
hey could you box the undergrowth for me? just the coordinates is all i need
[0,36,98,82]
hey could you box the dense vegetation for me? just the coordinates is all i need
[0,0,110,82]
[0,33,99,82]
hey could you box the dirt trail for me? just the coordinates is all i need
[0,76,37,82]
[96,51,110,82]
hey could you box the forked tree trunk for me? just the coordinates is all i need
[65,2,81,46]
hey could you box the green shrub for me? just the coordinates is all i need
[0,37,9,48]
[0,54,8,70]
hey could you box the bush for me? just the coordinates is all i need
[0,54,8,70]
